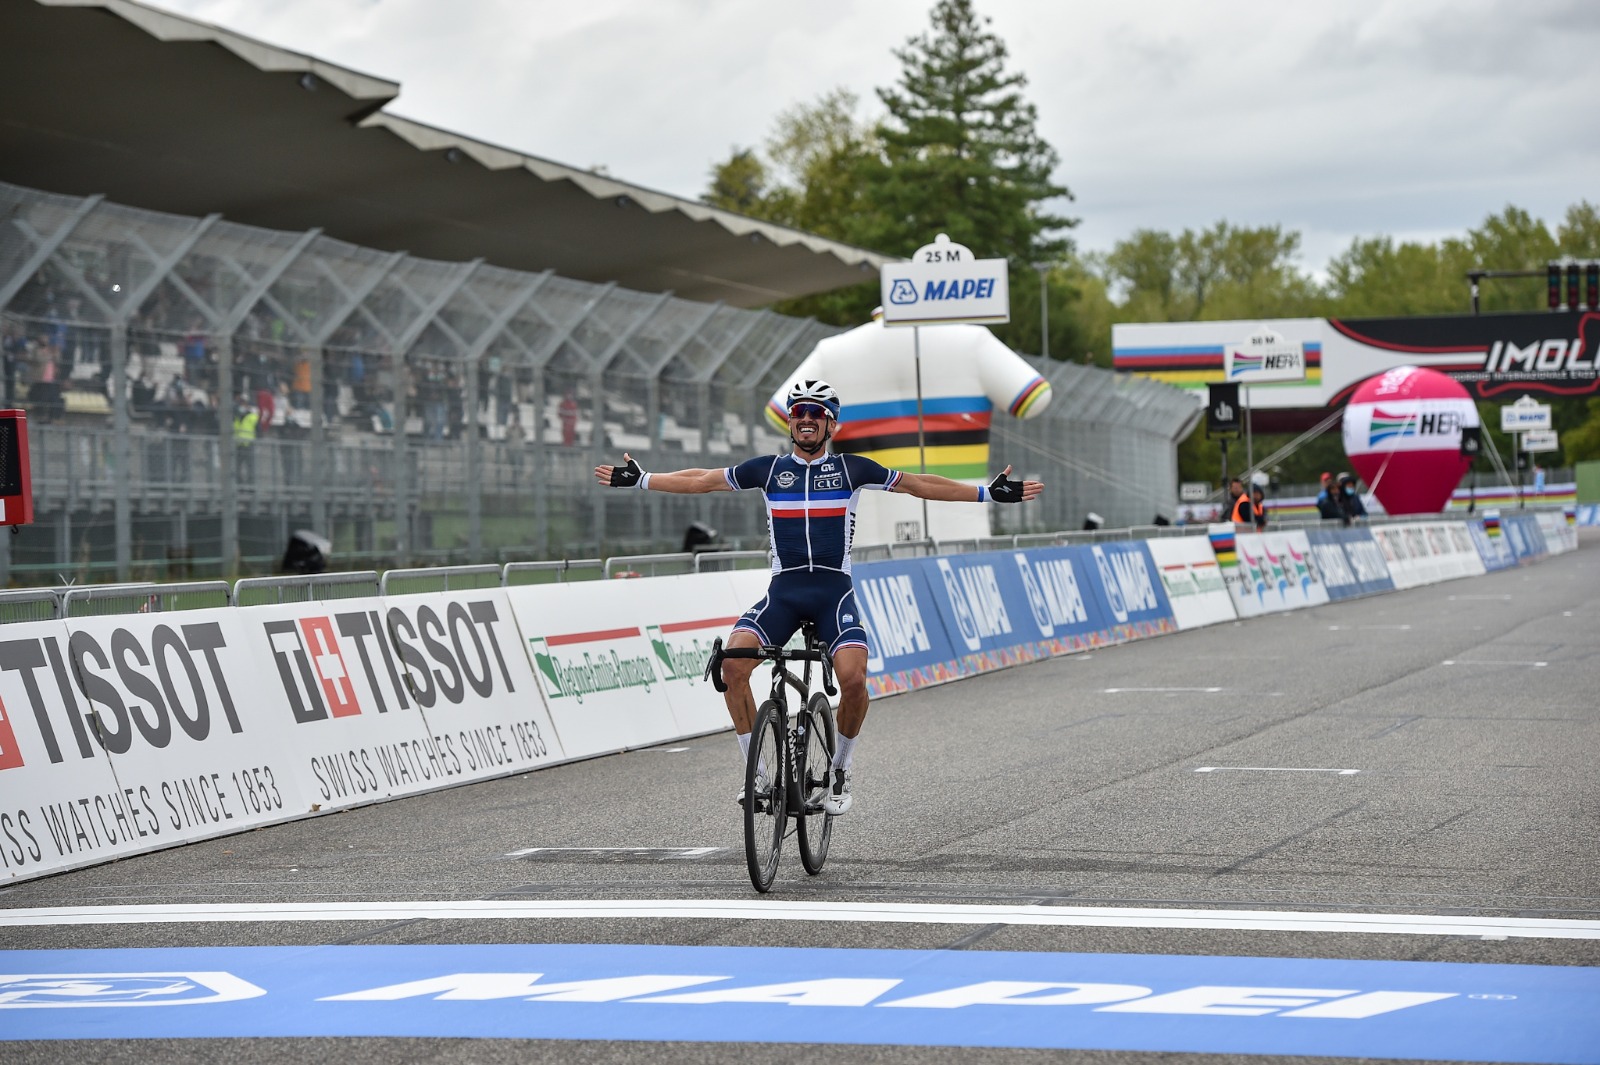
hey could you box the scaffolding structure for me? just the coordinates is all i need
[0,181,1197,584]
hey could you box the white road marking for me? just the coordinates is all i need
[1102,687,1223,694]
[1328,624,1411,631]
[1194,767,1361,776]
[502,847,721,860]
[1441,660,1547,667]
[1,900,1595,940]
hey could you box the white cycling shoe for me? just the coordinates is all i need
[822,767,852,816]
[736,771,770,808]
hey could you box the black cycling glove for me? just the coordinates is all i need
[987,470,1026,503]
[609,457,645,488]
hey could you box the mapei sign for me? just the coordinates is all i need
[880,235,1010,328]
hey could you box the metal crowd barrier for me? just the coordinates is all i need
[59,580,232,618]
[0,506,1569,624]
[503,559,604,585]
[379,564,503,597]
[233,571,382,606]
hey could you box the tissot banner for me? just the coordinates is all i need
[0,610,305,882]
[239,593,564,812]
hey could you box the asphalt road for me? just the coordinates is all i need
[3,531,1597,1063]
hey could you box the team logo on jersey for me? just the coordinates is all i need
[815,474,843,490]
[775,471,798,489]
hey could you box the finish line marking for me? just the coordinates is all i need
[1102,687,1223,694]
[2,901,1596,940]
[1195,766,1362,776]
[502,847,722,860]
[1442,660,1548,667]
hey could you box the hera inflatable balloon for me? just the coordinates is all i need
[1342,366,1479,515]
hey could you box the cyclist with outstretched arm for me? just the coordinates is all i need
[595,380,1042,815]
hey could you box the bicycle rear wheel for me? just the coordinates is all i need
[796,691,836,875]
[743,700,787,892]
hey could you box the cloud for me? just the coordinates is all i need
[147,0,1600,269]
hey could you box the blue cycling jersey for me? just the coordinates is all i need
[724,452,902,574]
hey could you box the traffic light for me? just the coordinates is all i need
[1588,261,1598,311]
[1567,262,1582,311]
[1548,262,1562,309]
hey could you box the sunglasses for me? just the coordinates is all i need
[789,403,831,421]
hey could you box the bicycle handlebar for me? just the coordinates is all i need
[703,636,837,698]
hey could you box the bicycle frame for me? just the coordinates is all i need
[706,623,836,818]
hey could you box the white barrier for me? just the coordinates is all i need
[1534,510,1578,554]
[506,574,749,761]
[1221,530,1331,617]
[1372,522,1486,589]
[1146,537,1237,630]
[2,515,1579,885]
[240,592,568,812]
[0,609,307,882]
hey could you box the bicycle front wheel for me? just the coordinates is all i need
[743,700,787,893]
[796,691,836,875]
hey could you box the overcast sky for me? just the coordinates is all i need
[151,0,1598,277]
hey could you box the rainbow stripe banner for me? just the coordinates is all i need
[1208,524,1237,566]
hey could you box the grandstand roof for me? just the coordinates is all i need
[1,0,889,308]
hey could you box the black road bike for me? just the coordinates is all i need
[706,622,838,893]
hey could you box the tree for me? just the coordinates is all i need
[1101,222,1317,322]
[703,90,885,324]
[868,0,1075,351]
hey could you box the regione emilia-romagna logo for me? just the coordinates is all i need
[529,630,658,704]
[0,972,265,1007]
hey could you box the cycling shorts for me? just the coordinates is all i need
[733,570,866,656]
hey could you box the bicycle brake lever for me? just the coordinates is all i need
[704,637,728,693]
[822,655,837,698]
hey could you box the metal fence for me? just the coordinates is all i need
[0,179,1198,586]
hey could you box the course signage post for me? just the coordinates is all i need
[1500,396,1553,508]
[1224,327,1306,478]
[879,235,1012,536]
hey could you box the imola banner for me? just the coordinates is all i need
[238,592,564,813]
[1304,528,1397,602]
[0,609,306,882]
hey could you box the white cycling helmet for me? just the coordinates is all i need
[784,379,841,420]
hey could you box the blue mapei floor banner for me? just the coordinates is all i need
[3,944,1597,1063]
[1306,527,1398,600]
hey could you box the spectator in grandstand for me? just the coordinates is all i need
[559,390,580,447]
[1339,473,1368,522]
[1316,472,1346,524]
[233,395,259,479]
[292,352,312,410]
[1251,484,1268,531]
